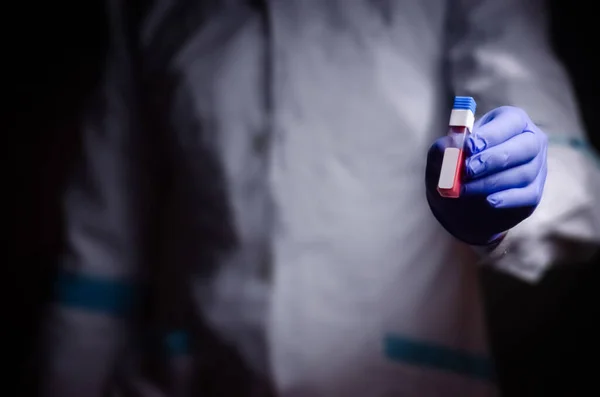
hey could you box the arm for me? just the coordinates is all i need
[447,0,600,282]
[40,2,161,395]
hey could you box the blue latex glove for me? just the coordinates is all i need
[426,106,548,245]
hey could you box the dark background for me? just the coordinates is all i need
[8,1,599,395]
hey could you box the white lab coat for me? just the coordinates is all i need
[40,0,600,396]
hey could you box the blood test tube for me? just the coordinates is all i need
[437,96,477,198]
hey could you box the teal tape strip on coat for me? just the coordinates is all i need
[384,334,495,382]
[54,271,135,316]
[165,330,190,356]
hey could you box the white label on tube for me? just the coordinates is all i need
[438,148,460,189]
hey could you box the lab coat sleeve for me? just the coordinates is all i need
[40,2,160,396]
[447,0,600,282]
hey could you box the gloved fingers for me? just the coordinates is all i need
[462,152,543,196]
[486,162,547,208]
[465,131,539,179]
[467,106,528,155]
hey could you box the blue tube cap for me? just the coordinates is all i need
[453,96,477,114]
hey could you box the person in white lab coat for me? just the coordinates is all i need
[40,0,600,396]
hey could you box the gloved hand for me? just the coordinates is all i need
[426,106,548,246]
